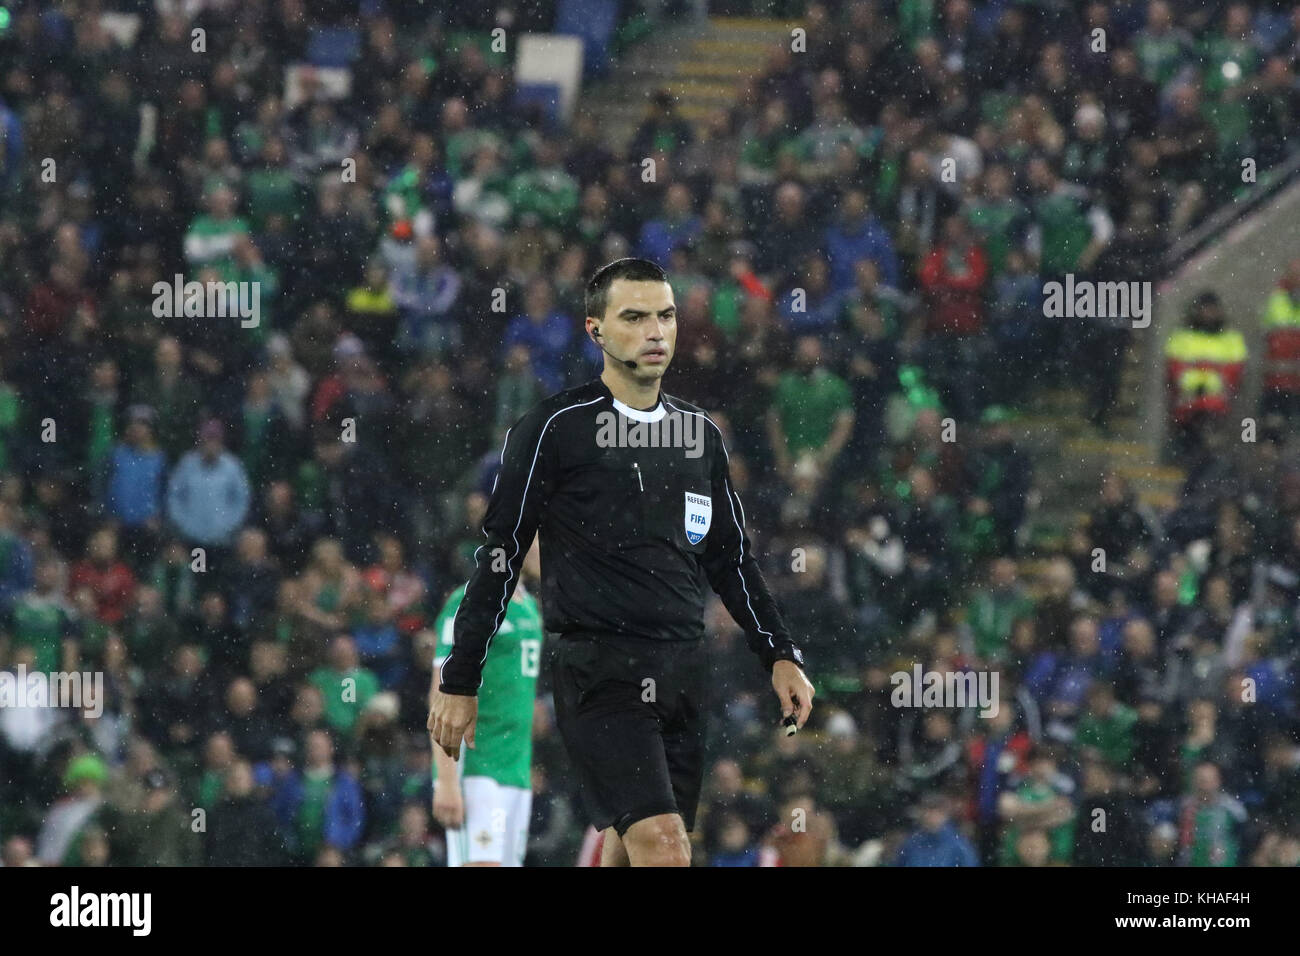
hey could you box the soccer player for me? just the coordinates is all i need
[429,536,543,867]
[430,257,813,867]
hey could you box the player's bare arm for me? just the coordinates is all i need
[427,665,466,827]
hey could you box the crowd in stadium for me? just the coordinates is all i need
[2,0,1300,866]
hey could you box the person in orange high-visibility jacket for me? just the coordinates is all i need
[1164,291,1246,455]
[1261,258,1300,416]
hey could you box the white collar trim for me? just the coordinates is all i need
[611,396,666,422]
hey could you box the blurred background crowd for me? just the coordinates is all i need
[2,0,1300,866]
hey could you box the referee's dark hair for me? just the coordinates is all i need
[585,258,668,320]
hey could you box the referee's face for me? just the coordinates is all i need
[596,278,677,380]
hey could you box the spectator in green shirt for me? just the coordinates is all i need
[452,143,513,229]
[82,359,120,504]
[309,634,380,737]
[1075,683,1139,767]
[965,557,1035,663]
[738,99,797,187]
[245,137,303,234]
[897,0,937,51]
[508,138,579,233]
[963,164,1030,278]
[767,336,855,487]
[998,749,1076,865]
[294,728,366,862]
[1199,6,1259,150]
[1132,1,1195,87]
[1178,762,1247,866]
[0,360,20,476]
[1025,157,1113,280]
[183,184,250,273]
[7,559,79,673]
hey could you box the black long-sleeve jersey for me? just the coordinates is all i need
[438,377,804,696]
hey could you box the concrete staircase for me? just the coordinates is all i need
[579,17,796,152]
[1009,333,1183,558]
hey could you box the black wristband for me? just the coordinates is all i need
[768,644,805,671]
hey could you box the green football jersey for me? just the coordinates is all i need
[964,198,1028,276]
[11,594,73,673]
[1032,188,1093,277]
[433,583,543,789]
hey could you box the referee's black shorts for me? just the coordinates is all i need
[549,632,707,837]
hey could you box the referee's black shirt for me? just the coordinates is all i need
[438,377,804,695]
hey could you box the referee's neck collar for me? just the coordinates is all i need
[595,379,666,422]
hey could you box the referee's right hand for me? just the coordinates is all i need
[428,689,478,760]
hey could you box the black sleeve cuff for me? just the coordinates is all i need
[438,682,479,697]
[763,642,805,672]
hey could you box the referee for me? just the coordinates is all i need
[429,258,813,866]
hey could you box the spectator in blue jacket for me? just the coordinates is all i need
[1030,615,1115,741]
[165,418,251,551]
[708,814,761,866]
[895,793,980,866]
[503,278,575,394]
[106,405,167,569]
[778,254,847,340]
[392,234,463,358]
[254,737,302,833]
[825,188,900,291]
[638,183,701,264]
[0,96,22,197]
[0,498,35,616]
[352,588,405,689]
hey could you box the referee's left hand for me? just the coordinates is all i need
[772,660,814,730]
[428,689,478,760]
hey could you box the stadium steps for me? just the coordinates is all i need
[1017,429,1182,524]
[668,18,794,122]
[1008,351,1184,552]
[578,17,794,151]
